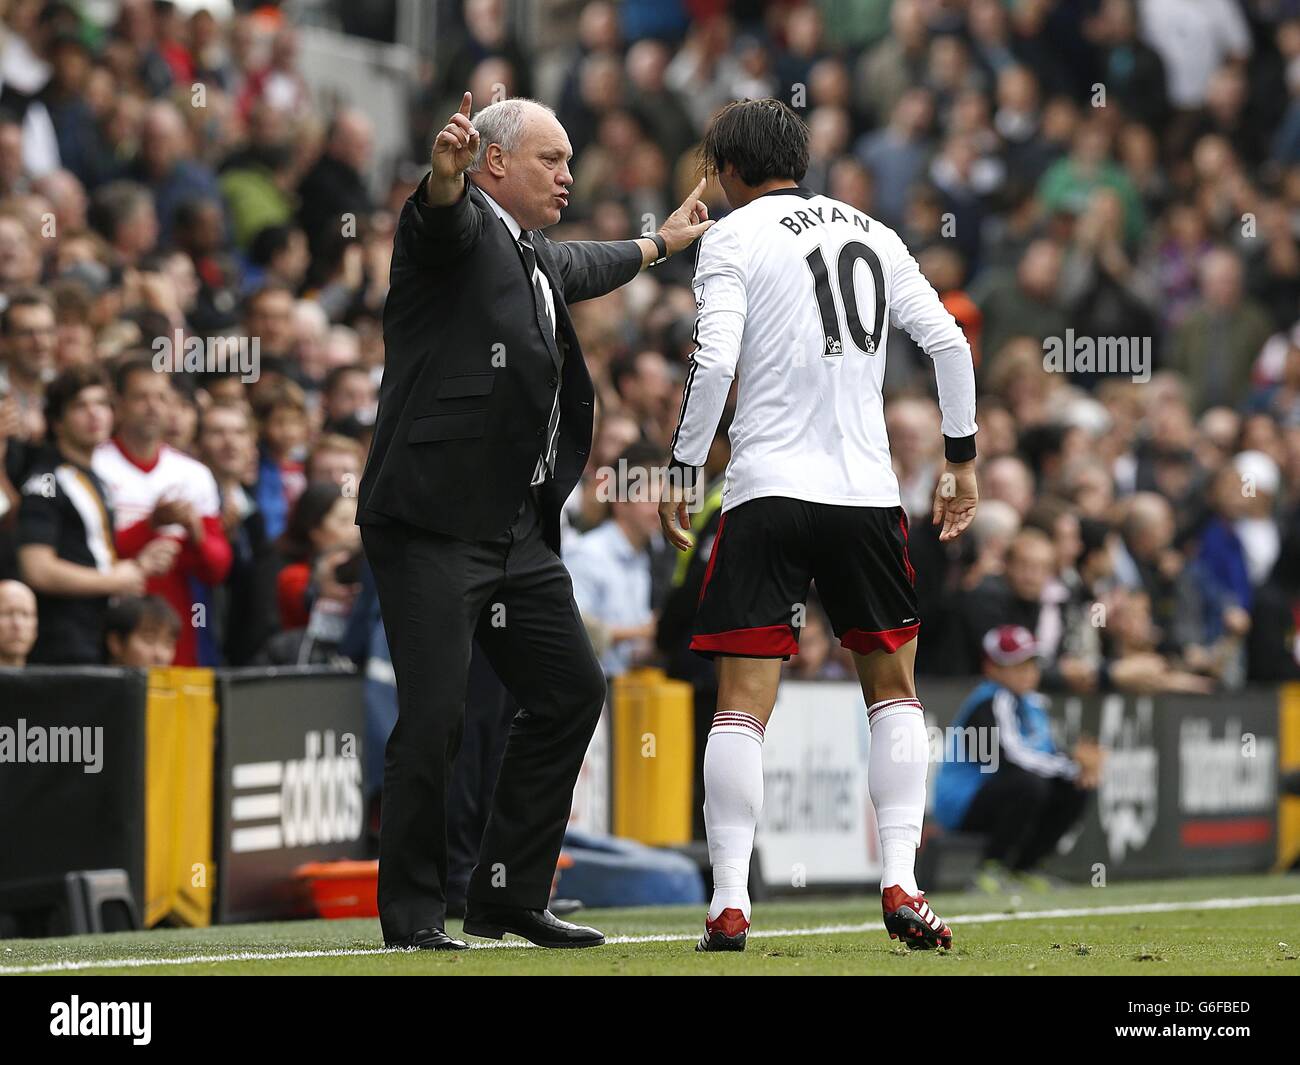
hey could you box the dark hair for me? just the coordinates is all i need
[700,99,809,187]
[198,397,253,436]
[105,595,181,645]
[1077,516,1112,559]
[0,288,54,334]
[112,354,169,397]
[45,364,110,428]
[87,180,152,242]
[246,281,296,313]
[172,196,221,234]
[250,223,298,266]
[612,440,665,498]
[323,363,369,397]
[278,481,344,562]
[250,376,307,419]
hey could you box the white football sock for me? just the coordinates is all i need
[703,710,766,921]
[868,698,928,896]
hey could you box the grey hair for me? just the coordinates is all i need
[466,98,555,173]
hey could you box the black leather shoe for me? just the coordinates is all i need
[384,926,469,950]
[462,906,605,948]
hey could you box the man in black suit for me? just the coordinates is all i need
[356,91,711,949]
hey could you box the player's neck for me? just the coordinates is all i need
[730,178,800,209]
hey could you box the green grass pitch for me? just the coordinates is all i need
[3,874,1298,976]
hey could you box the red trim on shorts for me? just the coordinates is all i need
[696,512,728,607]
[898,509,916,585]
[840,623,920,655]
[691,624,799,657]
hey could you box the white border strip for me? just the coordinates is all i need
[2,893,1297,975]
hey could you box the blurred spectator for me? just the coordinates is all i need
[1165,248,1274,411]
[0,577,37,667]
[567,442,663,677]
[17,364,176,664]
[320,363,376,433]
[132,100,224,248]
[976,241,1069,369]
[103,593,180,667]
[1091,0,1168,130]
[933,625,1101,886]
[1119,491,1206,657]
[196,398,277,665]
[855,87,934,228]
[1,288,56,447]
[93,358,231,666]
[297,108,375,265]
[271,480,361,662]
[244,222,309,294]
[250,374,308,541]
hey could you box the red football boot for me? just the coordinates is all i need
[882,885,952,950]
[696,907,750,952]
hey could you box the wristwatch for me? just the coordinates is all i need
[648,232,668,266]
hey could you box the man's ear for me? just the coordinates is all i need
[486,143,508,179]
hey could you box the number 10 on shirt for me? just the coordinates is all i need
[804,240,887,359]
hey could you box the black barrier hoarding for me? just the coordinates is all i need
[1049,690,1276,879]
[917,682,1279,881]
[1056,692,1168,881]
[215,668,366,923]
[0,668,148,914]
[1158,693,1276,871]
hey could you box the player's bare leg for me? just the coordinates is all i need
[696,655,781,952]
[853,639,952,950]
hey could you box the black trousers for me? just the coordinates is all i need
[444,644,516,915]
[360,490,606,941]
[959,762,1089,872]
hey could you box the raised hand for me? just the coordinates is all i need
[428,92,480,205]
[659,178,715,255]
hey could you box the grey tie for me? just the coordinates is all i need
[519,235,561,483]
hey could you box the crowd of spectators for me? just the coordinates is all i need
[1,0,1299,710]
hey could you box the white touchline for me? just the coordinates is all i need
[2,894,1298,975]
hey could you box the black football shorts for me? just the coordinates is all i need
[690,495,920,659]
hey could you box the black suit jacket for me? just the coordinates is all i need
[357,174,643,552]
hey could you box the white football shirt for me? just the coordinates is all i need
[92,438,223,535]
[669,187,977,513]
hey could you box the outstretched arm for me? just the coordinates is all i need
[546,178,715,304]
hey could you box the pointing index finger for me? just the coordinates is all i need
[458,91,473,118]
